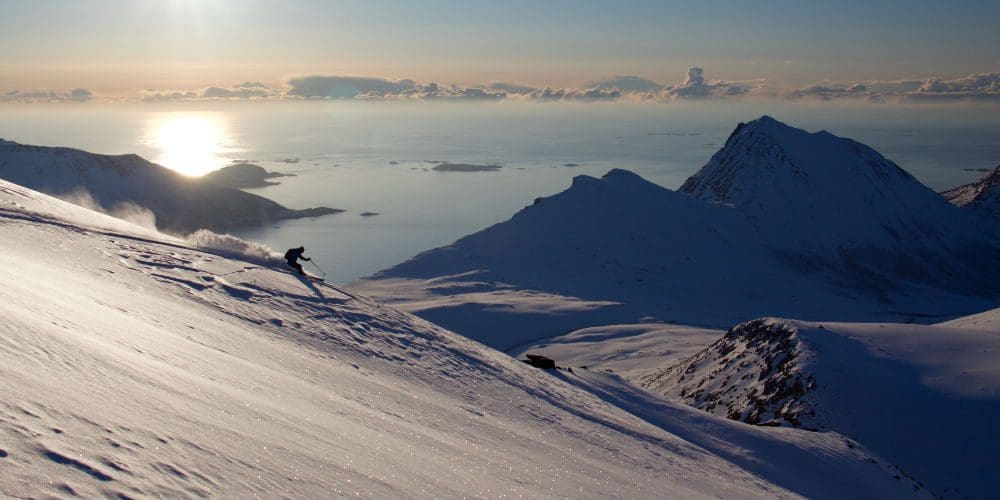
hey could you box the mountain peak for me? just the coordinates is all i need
[601,167,643,181]
[565,168,666,197]
[723,115,812,146]
[679,117,973,247]
[743,114,784,130]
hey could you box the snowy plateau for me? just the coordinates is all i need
[0,115,997,498]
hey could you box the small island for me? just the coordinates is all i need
[202,163,294,188]
[360,212,380,217]
[432,163,502,172]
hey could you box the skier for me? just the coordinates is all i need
[284,246,311,275]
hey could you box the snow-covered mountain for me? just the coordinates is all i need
[638,318,1000,499]
[0,178,926,498]
[354,117,1000,349]
[0,139,340,233]
[680,117,1000,294]
[941,164,1000,220]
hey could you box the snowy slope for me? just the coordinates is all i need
[0,179,926,498]
[509,323,724,381]
[356,168,818,349]
[355,119,1000,349]
[938,306,1000,330]
[0,139,339,233]
[642,318,1000,499]
[941,165,1000,220]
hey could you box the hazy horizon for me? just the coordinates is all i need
[1,1,997,105]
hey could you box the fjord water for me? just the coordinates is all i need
[1,101,998,283]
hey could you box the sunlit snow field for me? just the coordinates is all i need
[2,101,998,282]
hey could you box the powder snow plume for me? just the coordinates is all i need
[59,188,158,229]
[185,229,280,264]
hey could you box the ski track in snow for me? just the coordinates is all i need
[0,179,932,498]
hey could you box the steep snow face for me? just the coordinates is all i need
[642,318,1000,499]
[680,116,960,242]
[0,139,339,233]
[942,164,1000,220]
[0,179,928,498]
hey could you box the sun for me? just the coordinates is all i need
[148,113,233,177]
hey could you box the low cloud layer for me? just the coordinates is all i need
[660,67,755,99]
[784,83,874,101]
[1,88,93,103]
[910,72,1000,101]
[6,69,998,105]
[587,75,664,93]
[142,82,275,102]
[784,72,1000,102]
[286,76,417,99]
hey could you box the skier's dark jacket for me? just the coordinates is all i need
[284,247,305,263]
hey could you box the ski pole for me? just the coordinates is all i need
[310,260,327,276]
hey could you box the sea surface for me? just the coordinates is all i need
[2,101,998,283]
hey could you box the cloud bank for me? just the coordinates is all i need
[5,69,997,105]
[1,88,93,103]
[658,67,756,99]
[587,75,664,93]
[286,76,417,99]
[784,72,1000,102]
[141,82,276,102]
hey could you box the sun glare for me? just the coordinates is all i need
[148,114,233,177]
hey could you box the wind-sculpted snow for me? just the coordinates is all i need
[0,139,341,233]
[642,318,1000,498]
[0,179,932,498]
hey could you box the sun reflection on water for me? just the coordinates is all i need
[147,113,235,176]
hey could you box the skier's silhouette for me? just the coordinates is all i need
[284,246,311,275]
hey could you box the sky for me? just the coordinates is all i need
[1,0,998,102]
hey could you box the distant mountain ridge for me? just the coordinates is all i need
[941,164,1000,220]
[353,116,1000,348]
[0,139,340,233]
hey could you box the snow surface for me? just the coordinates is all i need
[515,315,1000,498]
[510,323,723,381]
[938,306,1000,330]
[354,117,1000,350]
[0,139,339,233]
[0,179,927,498]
